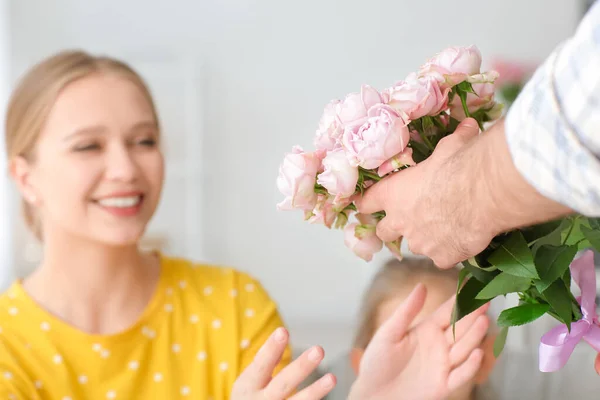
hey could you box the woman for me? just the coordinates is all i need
[0,50,488,400]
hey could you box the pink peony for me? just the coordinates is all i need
[337,85,383,129]
[342,104,410,169]
[377,148,416,177]
[317,149,359,199]
[344,221,383,262]
[419,45,482,88]
[314,99,343,151]
[383,74,449,120]
[276,146,325,211]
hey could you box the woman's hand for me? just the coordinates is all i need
[348,283,490,400]
[232,327,336,399]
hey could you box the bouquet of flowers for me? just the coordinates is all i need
[276,45,600,370]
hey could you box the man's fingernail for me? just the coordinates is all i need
[461,118,479,129]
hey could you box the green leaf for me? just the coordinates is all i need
[497,303,550,327]
[408,141,431,163]
[488,232,539,279]
[454,277,489,322]
[457,268,471,292]
[588,217,600,230]
[456,80,476,94]
[452,268,472,338]
[475,272,531,299]
[561,217,592,250]
[461,259,498,284]
[447,116,460,132]
[493,326,509,358]
[532,219,569,253]
[581,225,600,252]
[533,245,578,293]
[563,267,571,292]
[422,116,434,130]
[541,280,574,330]
[521,219,563,244]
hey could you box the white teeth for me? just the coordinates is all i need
[97,196,141,208]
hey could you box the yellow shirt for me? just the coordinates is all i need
[0,254,291,399]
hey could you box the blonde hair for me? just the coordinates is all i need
[5,50,160,240]
[353,257,460,349]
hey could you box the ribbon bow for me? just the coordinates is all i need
[539,250,600,372]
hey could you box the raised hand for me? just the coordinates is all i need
[348,283,490,400]
[232,327,336,400]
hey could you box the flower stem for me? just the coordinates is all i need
[432,116,446,133]
[459,90,471,119]
[359,168,382,182]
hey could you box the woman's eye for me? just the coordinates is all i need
[73,143,100,152]
[138,138,157,147]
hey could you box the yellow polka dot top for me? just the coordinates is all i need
[0,254,291,399]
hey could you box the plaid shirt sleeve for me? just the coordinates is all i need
[505,1,600,216]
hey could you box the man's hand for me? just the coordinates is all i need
[356,118,572,269]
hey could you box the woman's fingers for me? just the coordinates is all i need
[287,373,337,400]
[263,346,326,399]
[448,315,489,367]
[234,327,289,393]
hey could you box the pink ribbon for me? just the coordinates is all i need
[539,250,600,372]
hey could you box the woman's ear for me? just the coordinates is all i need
[349,347,364,376]
[10,156,39,205]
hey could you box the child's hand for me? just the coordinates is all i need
[231,327,336,400]
[348,283,490,400]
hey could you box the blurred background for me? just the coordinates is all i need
[0,0,599,397]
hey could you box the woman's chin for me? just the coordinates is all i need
[88,228,147,248]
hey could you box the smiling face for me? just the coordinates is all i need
[11,73,164,246]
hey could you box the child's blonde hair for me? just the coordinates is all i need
[353,257,460,349]
[5,50,160,240]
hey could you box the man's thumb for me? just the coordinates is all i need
[454,118,480,142]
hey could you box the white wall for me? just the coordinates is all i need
[0,0,11,290]
[8,0,581,327]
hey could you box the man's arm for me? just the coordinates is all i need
[505,0,600,217]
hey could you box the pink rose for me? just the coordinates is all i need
[314,99,343,151]
[377,148,416,177]
[342,104,410,169]
[276,146,325,211]
[419,45,482,88]
[383,74,449,119]
[450,81,496,120]
[317,149,359,199]
[337,85,383,129]
[344,221,383,262]
[306,195,351,229]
